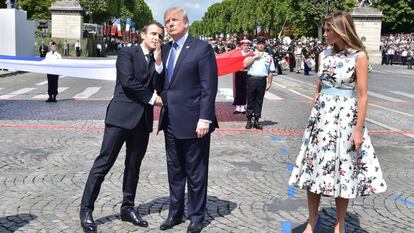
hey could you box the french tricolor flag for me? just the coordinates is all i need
[111,18,121,37]
[125,18,131,37]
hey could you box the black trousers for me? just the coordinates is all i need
[408,58,413,69]
[47,74,59,96]
[232,71,247,105]
[164,126,210,223]
[246,77,266,119]
[76,48,81,57]
[80,118,150,211]
[304,62,310,75]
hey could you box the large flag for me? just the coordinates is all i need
[215,49,254,76]
[0,49,253,80]
[0,55,116,80]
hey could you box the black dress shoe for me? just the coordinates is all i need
[187,221,203,233]
[253,118,263,130]
[80,209,97,233]
[245,118,252,129]
[160,217,184,231]
[45,97,53,103]
[120,208,148,227]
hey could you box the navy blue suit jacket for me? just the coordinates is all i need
[105,46,162,131]
[158,35,219,139]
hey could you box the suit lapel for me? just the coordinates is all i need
[136,44,155,76]
[168,35,193,87]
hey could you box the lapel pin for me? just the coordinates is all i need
[186,46,190,49]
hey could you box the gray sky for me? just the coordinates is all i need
[144,0,223,24]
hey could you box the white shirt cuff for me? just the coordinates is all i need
[198,119,212,124]
[148,92,157,105]
[155,63,163,74]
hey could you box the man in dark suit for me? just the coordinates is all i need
[157,7,218,233]
[39,41,48,58]
[79,21,164,233]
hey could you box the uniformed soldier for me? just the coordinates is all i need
[243,37,276,130]
[44,41,62,102]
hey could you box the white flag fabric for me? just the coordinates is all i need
[0,55,116,80]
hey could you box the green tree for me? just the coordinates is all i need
[133,0,153,29]
[80,0,111,23]
[374,0,414,33]
[189,20,204,37]
[289,0,355,38]
[18,0,56,19]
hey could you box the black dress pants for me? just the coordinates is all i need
[80,118,150,211]
[246,77,266,119]
[233,71,247,105]
[164,126,210,224]
[47,74,59,96]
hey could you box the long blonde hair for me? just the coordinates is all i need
[322,12,367,56]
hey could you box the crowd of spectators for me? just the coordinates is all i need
[380,33,414,67]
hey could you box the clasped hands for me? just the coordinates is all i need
[154,95,163,107]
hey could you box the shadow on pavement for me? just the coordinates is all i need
[261,120,278,126]
[0,214,37,232]
[95,195,237,228]
[292,207,369,233]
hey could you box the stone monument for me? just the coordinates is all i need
[49,0,84,40]
[0,8,35,56]
[350,0,383,64]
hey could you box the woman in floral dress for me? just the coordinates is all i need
[288,12,387,233]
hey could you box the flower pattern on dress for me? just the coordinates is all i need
[288,48,387,198]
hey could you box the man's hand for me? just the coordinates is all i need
[154,39,162,65]
[196,121,210,138]
[154,95,163,107]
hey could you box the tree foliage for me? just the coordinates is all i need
[190,0,412,38]
[17,0,153,30]
[374,0,414,34]
[18,0,56,19]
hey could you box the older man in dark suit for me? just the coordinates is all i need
[79,21,164,233]
[157,7,218,233]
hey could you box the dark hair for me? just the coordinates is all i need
[141,20,164,34]
[50,41,57,46]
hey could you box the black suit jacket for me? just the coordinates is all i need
[105,46,162,131]
[157,35,219,139]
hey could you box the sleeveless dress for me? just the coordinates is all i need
[288,48,387,198]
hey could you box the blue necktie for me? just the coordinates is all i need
[167,42,178,82]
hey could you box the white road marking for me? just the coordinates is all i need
[264,92,283,100]
[32,87,70,99]
[0,88,37,100]
[389,91,414,100]
[368,91,405,102]
[369,103,414,117]
[73,87,102,99]
[366,118,414,139]
[272,81,287,89]
[36,81,48,86]
[288,89,312,100]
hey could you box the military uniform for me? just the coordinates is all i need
[45,43,62,102]
[244,37,275,129]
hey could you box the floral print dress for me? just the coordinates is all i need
[288,48,387,198]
